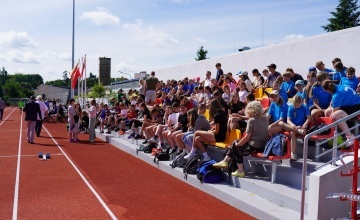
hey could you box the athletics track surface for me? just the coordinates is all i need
[0,107,254,219]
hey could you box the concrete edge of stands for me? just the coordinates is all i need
[96,130,300,220]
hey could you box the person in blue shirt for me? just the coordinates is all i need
[280,72,295,99]
[331,61,347,83]
[315,61,334,73]
[273,81,288,103]
[279,95,311,160]
[267,90,288,136]
[310,72,332,123]
[303,71,317,108]
[340,67,358,91]
[323,80,360,147]
[294,80,306,100]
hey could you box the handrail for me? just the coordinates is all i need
[300,109,360,220]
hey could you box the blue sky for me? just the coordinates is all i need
[0,0,339,82]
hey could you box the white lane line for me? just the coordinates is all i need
[0,153,64,158]
[0,107,16,127]
[42,125,118,220]
[12,108,23,220]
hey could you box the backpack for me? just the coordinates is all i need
[170,151,188,169]
[196,160,223,184]
[153,148,171,164]
[136,144,149,155]
[225,141,241,184]
[143,143,158,154]
[262,134,286,157]
[183,155,203,180]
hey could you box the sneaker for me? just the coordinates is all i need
[119,130,125,135]
[231,170,245,178]
[213,161,228,169]
[127,133,135,139]
[100,131,104,134]
[142,139,148,144]
[114,128,120,132]
[125,129,133,134]
[148,137,159,144]
[169,147,177,155]
[202,156,211,162]
[106,131,111,134]
[291,153,297,161]
[346,135,355,147]
[89,140,95,143]
[175,149,183,156]
[184,153,196,160]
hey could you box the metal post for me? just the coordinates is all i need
[71,0,75,98]
[332,128,338,166]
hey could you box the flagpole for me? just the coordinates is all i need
[71,0,75,98]
[84,55,87,107]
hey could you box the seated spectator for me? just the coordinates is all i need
[340,67,358,91]
[310,72,332,123]
[331,61,347,83]
[303,71,317,108]
[222,85,231,104]
[279,95,311,160]
[280,72,295,99]
[273,81,288,104]
[252,69,264,89]
[213,91,228,113]
[227,93,246,132]
[238,82,249,103]
[212,101,269,178]
[264,63,281,88]
[357,83,360,95]
[315,61,334,73]
[323,80,360,147]
[294,80,306,101]
[184,99,227,161]
[287,67,304,84]
[267,91,288,136]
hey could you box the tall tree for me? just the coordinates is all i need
[0,67,8,86]
[322,0,360,32]
[195,46,209,61]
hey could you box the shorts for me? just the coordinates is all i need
[182,131,194,148]
[340,104,360,116]
[145,90,156,103]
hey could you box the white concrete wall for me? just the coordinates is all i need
[155,26,360,82]
[307,155,360,219]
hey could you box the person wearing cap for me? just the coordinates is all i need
[263,63,281,88]
[35,95,49,137]
[0,97,5,120]
[340,67,358,91]
[323,80,360,147]
[280,72,295,99]
[215,63,223,83]
[294,80,306,101]
[286,67,303,85]
[23,95,42,144]
[267,90,288,136]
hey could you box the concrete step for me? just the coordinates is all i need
[96,130,301,219]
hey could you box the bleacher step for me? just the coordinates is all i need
[96,130,301,219]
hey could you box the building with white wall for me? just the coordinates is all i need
[155,26,360,82]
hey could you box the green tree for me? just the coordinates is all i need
[90,83,106,98]
[3,80,22,98]
[195,46,209,61]
[9,74,44,89]
[322,0,360,32]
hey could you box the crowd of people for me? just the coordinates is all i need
[20,58,360,178]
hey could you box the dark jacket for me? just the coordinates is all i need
[23,101,42,121]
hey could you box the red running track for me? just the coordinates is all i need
[0,107,254,219]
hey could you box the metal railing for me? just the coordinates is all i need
[300,109,360,220]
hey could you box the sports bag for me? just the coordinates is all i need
[170,151,188,169]
[154,148,170,164]
[196,160,223,184]
[183,155,203,180]
[262,134,286,157]
[143,143,158,154]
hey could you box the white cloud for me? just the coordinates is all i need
[283,34,305,42]
[122,20,179,48]
[116,61,135,74]
[80,8,120,26]
[0,31,37,48]
[193,36,205,43]
[6,50,39,63]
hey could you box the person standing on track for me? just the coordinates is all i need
[35,95,49,137]
[0,97,5,120]
[88,99,97,143]
[18,99,25,114]
[23,95,42,144]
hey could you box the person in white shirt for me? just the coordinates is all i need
[88,99,97,143]
[35,95,49,137]
[203,71,212,87]
[238,82,249,103]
